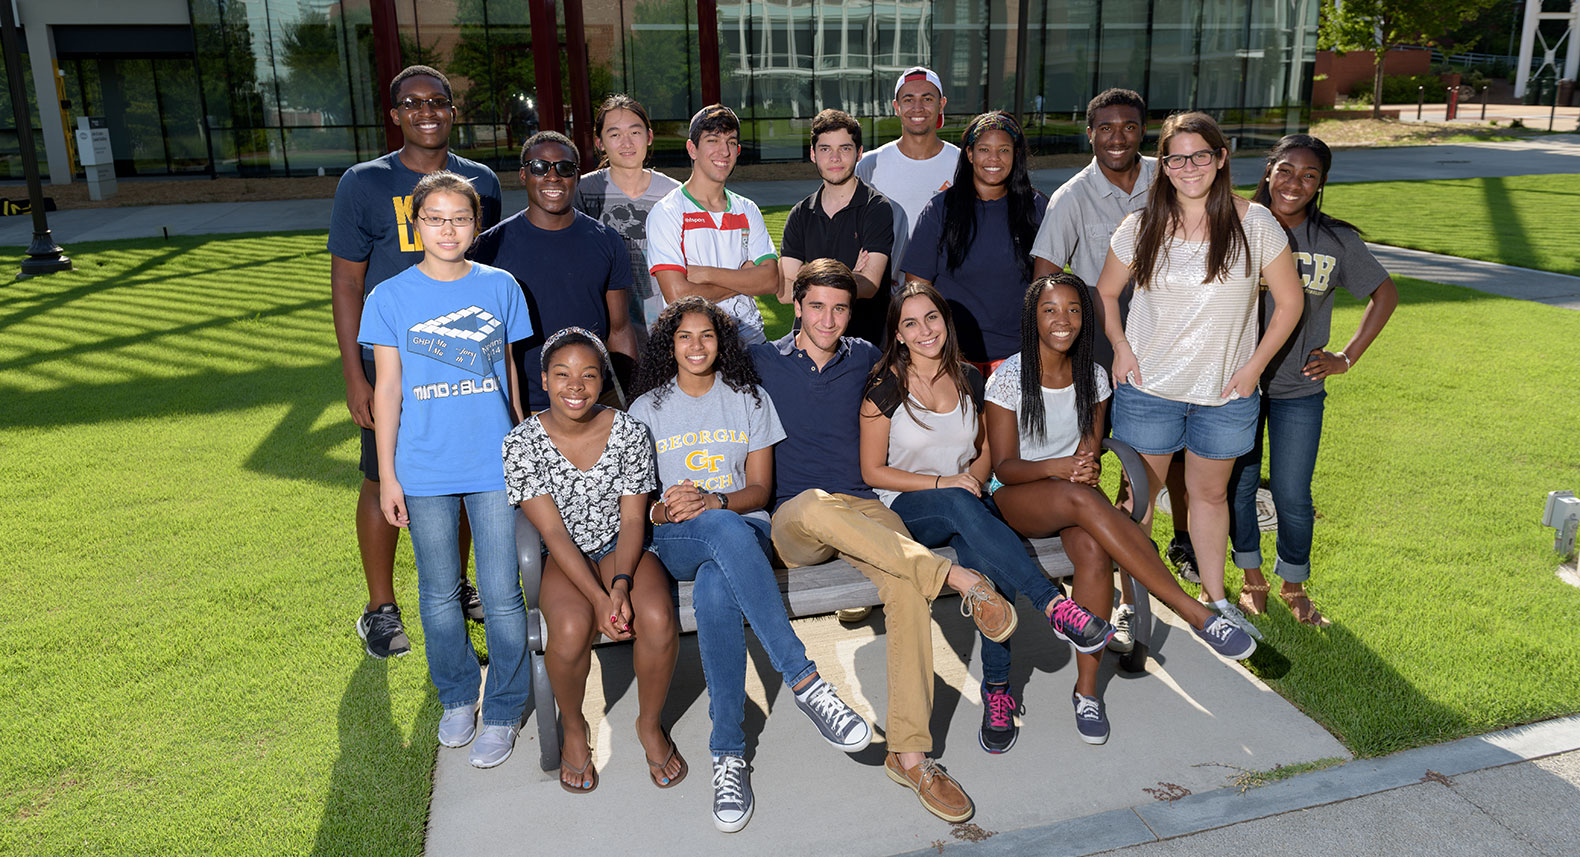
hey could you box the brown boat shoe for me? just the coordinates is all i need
[959,577,1017,643]
[885,752,974,823]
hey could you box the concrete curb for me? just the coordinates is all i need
[894,714,1580,857]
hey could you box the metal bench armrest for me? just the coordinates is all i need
[1101,437,1149,525]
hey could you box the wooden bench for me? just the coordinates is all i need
[515,439,1154,772]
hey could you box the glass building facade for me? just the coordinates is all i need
[2,0,1316,180]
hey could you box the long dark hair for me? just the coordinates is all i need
[941,111,1040,280]
[592,94,653,169]
[1018,273,1097,443]
[1131,112,1249,291]
[867,281,974,429]
[630,296,762,408]
[1251,133,1363,242]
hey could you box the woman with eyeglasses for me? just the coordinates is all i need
[357,170,535,769]
[900,111,1046,373]
[472,131,639,413]
[575,95,683,348]
[1093,112,1303,641]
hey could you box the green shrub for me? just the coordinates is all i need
[1348,73,1446,105]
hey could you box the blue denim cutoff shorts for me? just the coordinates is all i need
[1111,383,1260,460]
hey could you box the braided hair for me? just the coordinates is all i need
[1017,273,1097,443]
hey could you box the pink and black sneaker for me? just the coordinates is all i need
[1049,597,1115,654]
[979,683,1022,754]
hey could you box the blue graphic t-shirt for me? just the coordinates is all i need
[357,262,531,495]
[328,151,503,356]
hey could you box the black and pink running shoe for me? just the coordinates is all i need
[1049,596,1116,654]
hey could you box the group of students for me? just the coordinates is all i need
[330,61,1397,832]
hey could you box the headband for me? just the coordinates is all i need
[540,326,613,374]
[964,112,1022,147]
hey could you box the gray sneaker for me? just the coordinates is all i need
[1108,603,1136,654]
[437,703,477,748]
[793,677,872,752]
[1217,602,1265,641]
[711,755,754,833]
[468,723,519,768]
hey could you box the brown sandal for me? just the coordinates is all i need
[1238,580,1271,615]
[559,747,599,794]
[646,729,688,789]
[1280,590,1331,627]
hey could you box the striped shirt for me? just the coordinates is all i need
[1110,203,1289,405]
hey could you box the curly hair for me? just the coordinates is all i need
[629,296,763,409]
[1018,273,1097,443]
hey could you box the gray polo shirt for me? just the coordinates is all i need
[1031,155,1157,286]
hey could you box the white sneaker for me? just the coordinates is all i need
[711,755,754,833]
[437,703,477,748]
[469,723,519,768]
[1108,603,1136,653]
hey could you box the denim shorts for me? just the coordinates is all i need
[1111,383,1260,460]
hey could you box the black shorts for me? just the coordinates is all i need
[358,356,380,482]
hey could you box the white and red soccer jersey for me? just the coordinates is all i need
[646,186,778,344]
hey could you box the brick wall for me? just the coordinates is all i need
[1313,49,1433,108]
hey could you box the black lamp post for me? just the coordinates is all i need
[1,0,70,278]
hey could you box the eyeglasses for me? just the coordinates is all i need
[396,96,453,112]
[1161,148,1218,170]
[415,214,475,228]
[523,159,579,177]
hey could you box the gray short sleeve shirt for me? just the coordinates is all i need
[1031,156,1157,286]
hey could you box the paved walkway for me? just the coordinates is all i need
[427,598,1351,857]
[1367,244,1580,310]
[907,715,1580,857]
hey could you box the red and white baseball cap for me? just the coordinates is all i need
[893,66,944,100]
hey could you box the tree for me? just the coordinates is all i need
[1319,0,1498,119]
[278,11,349,121]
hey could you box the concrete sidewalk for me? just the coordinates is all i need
[3,135,1578,246]
[426,597,1350,857]
[906,715,1580,857]
[1368,243,1580,310]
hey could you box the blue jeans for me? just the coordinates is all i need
[1228,391,1325,584]
[650,509,818,756]
[406,491,530,727]
[888,488,1061,688]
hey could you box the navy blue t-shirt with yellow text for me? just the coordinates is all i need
[327,150,503,302]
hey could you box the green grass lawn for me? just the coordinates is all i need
[3,231,1578,854]
[1320,174,1580,277]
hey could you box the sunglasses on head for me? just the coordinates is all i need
[523,159,578,177]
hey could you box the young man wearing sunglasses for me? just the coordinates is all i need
[647,105,778,345]
[329,64,504,660]
[471,132,637,411]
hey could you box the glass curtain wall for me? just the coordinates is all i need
[0,45,46,180]
[180,0,1315,175]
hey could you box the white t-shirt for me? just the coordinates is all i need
[855,139,960,286]
[646,186,777,345]
[1109,203,1289,405]
[984,352,1112,463]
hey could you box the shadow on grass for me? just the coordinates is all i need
[1479,176,1537,275]
[310,657,437,857]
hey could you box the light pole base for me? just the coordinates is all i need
[17,231,72,278]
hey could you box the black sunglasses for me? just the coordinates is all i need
[523,159,578,177]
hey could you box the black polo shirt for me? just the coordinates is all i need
[780,179,896,346]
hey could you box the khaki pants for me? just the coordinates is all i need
[771,489,952,753]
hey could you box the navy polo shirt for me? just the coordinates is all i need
[751,332,881,510]
[780,179,896,346]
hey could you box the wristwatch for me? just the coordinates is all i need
[713,491,730,510]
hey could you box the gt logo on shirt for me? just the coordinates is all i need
[393,194,424,253]
[686,450,726,473]
[1294,251,1337,295]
